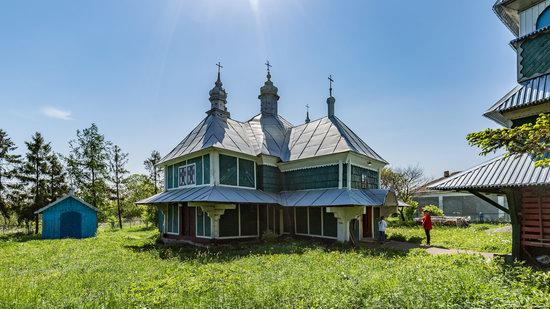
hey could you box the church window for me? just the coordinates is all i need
[537,7,550,30]
[196,207,211,238]
[165,204,179,235]
[351,165,379,189]
[219,154,256,187]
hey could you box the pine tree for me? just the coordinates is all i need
[46,153,68,203]
[19,132,51,234]
[108,144,128,229]
[144,150,163,194]
[0,129,21,225]
[66,123,110,209]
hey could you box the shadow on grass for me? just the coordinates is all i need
[0,232,42,243]
[125,236,408,264]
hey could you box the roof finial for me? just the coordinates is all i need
[216,62,223,85]
[265,60,272,81]
[328,74,334,97]
[305,104,311,123]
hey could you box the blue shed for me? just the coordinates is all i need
[34,191,99,239]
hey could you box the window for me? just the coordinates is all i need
[178,164,196,187]
[219,204,259,238]
[294,207,337,239]
[282,165,339,190]
[351,165,379,189]
[238,158,255,188]
[166,204,179,235]
[219,155,238,186]
[196,208,211,238]
[537,7,550,30]
[164,154,210,189]
[219,154,256,187]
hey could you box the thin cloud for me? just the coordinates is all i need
[42,106,73,120]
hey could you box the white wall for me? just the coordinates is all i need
[520,0,550,36]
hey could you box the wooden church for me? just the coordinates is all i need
[430,0,550,264]
[138,64,398,244]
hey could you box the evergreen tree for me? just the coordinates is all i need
[108,144,128,229]
[66,124,110,209]
[46,153,68,203]
[19,132,51,234]
[144,150,163,194]
[0,129,21,224]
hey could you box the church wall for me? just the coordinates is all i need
[256,165,281,193]
[518,30,550,82]
[282,165,340,191]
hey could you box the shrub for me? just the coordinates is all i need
[422,205,444,217]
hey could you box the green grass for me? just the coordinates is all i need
[387,223,513,254]
[1,227,548,308]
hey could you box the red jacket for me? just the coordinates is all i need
[422,214,432,230]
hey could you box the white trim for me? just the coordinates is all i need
[34,194,100,214]
[165,184,210,191]
[259,162,278,167]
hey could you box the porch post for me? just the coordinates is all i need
[326,206,365,242]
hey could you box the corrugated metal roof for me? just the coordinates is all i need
[137,186,279,205]
[427,153,550,191]
[485,73,550,126]
[159,112,387,165]
[138,186,398,207]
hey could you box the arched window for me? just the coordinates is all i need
[536,6,550,30]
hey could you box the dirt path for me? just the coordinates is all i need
[361,240,496,260]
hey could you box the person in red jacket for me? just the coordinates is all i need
[422,209,433,246]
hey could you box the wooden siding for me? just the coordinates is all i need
[282,165,339,191]
[519,30,550,81]
[256,165,281,193]
[41,196,97,239]
[520,1,550,36]
[520,187,550,249]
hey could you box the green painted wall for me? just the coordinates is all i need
[520,31,550,80]
[282,165,339,191]
[256,165,281,192]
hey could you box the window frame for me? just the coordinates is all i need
[165,204,180,235]
[293,207,338,240]
[219,154,257,189]
[195,207,212,239]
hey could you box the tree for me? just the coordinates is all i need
[19,132,51,234]
[108,144,128,229]
[467,113,549,167]
[0,129,21,224]
[381,165,426,221]
[46,153,68,203]
[66,124,111,209]
[144,150,163,194]
[122,174,155,225]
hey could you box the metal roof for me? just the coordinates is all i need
[280,188,397,207]
[285,116,387,163]
[246,113,293,159]
[138,186,398,207]
[427,153,550,191]
[159,112,387,165]
[485,73,550,126]
[137,186,280,205]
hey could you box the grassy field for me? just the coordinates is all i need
[1,227,548,308]
[387,223,513,254]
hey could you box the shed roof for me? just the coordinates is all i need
[137,186,279,205]
[485,73,550,126]
[427,153,550,191]
[279,188,397,207]
[34,194,100,214]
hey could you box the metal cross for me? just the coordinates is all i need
[216,62,223,74]
[306,104,310,112]
[265,60,272,73]
[328,75,334,96]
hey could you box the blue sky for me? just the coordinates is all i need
[0,0,516,179]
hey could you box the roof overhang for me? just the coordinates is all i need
[493,0,546,36]
[138,186,399,208]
